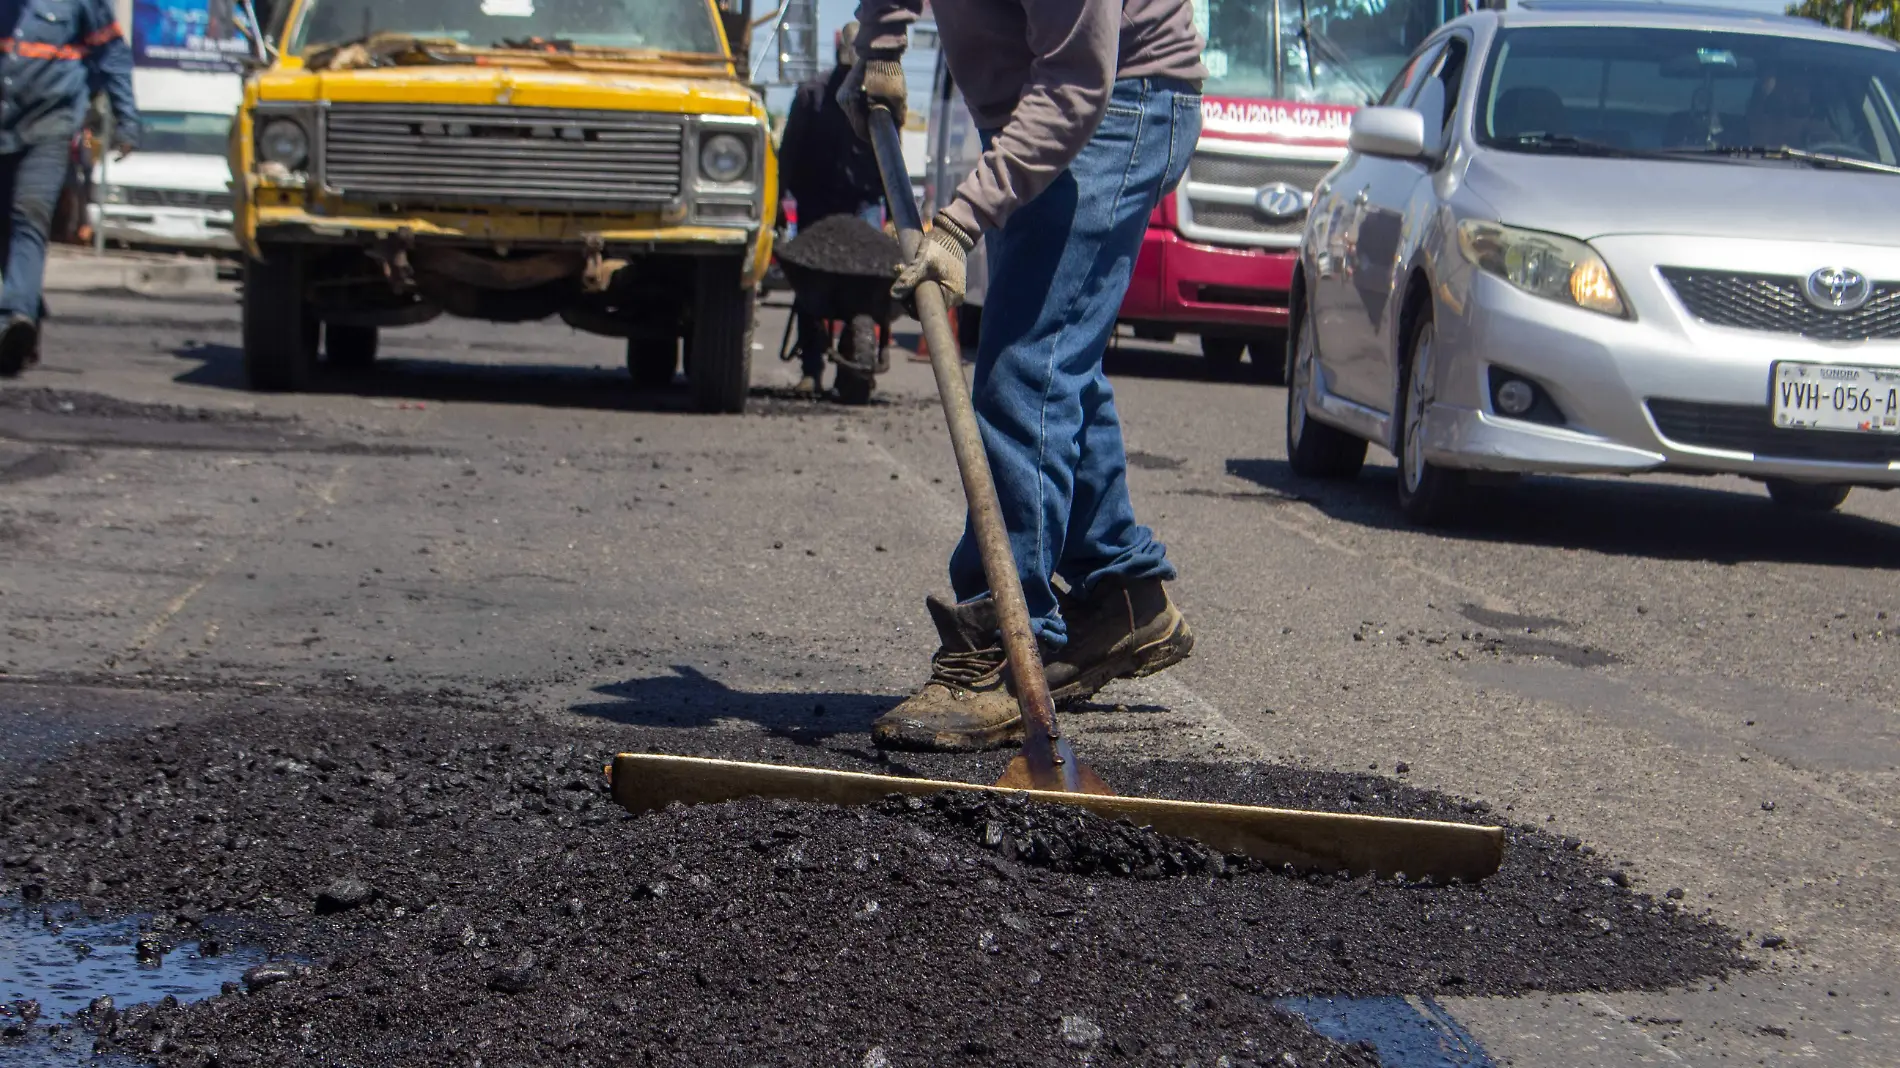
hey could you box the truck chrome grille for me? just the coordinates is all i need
[1660,267,1900,341]
[322,104,685,211]
[1176,151,1337,249]
[125,188,234,211]
[1647,398,1900,463]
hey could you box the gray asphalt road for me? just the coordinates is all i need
[3,288,1897,1065]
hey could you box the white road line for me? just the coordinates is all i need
[122,462,354,660]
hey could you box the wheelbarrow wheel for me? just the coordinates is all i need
[835,369,875,405]
[834,313,879,406]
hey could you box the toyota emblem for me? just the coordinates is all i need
[1803,266,1873,312]
[1254,182,1308,221]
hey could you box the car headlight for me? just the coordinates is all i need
[1456,220,1626,318]
[102,185,124,204]
[256,118,310,170]
[699,133,750,183]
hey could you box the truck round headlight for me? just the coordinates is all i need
[699,133,750,183]
[257,118,309,169]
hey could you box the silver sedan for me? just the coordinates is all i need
[1287,3,1900,523]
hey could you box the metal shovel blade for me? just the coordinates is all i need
[995,736,1113,795]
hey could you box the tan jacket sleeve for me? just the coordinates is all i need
[939,0,1118,236]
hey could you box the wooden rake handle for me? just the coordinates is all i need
[864,106,1067,788]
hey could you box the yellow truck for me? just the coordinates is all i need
[231,0,775,412]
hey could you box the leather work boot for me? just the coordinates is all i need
[1046,577,1194,706]
[872,595,1023,751]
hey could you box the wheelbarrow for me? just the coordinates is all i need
[775,256,895,405]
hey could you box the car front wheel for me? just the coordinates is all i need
[1764,479,1851,513]
[1396,314,1468,525]
[1285,302,1367,480]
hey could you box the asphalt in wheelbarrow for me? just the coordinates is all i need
[777,215,902,278]
[0,699,1745,1067]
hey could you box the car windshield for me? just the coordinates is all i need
[1478,26,1900,167]
[288,0,723,54]
[139,112,233,157]
[1194,0,1454,106]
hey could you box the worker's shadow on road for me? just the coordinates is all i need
[169,341,696,413]
[570,665,919,770]
[1228,457,1900,568]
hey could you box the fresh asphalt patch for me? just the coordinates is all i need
[0,388,429,457]
[0,690,1744,1066]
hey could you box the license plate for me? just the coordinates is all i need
[1771,362,1900,433]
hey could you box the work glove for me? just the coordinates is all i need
[836,56,907,141]
[892,211,975,309]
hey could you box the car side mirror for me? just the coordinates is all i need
[1349,107,1429,160]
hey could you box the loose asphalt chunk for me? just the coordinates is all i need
[0,701,1743,1066]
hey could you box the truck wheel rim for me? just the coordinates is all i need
[1404,325,1434,495]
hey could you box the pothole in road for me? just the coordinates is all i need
[0,896,272,1065]
[1,697,1745,1066]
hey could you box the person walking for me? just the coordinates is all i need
[0,0,137,377]
[776,20,888,397]
[838,0,1206,750]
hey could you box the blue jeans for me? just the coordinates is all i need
[950,77,1201,647]
[0,139,67,323]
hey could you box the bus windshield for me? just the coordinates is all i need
[1194,0,1457,106]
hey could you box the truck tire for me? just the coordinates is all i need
[627,337,679,390]
[326,324,379,372]
[242,246,315,392]
[688,256,754,414]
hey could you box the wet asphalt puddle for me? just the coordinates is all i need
[1,896,273,1065]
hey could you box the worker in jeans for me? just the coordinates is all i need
[0,0,138,377]
[840,0,1206,751]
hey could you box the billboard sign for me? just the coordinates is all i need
[133,0,250,73]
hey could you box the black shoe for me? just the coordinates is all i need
[0,316,38,378]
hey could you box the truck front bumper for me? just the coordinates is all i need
[1121,228,1296,332]
[90,204,238,252]
[251,206,756,252]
